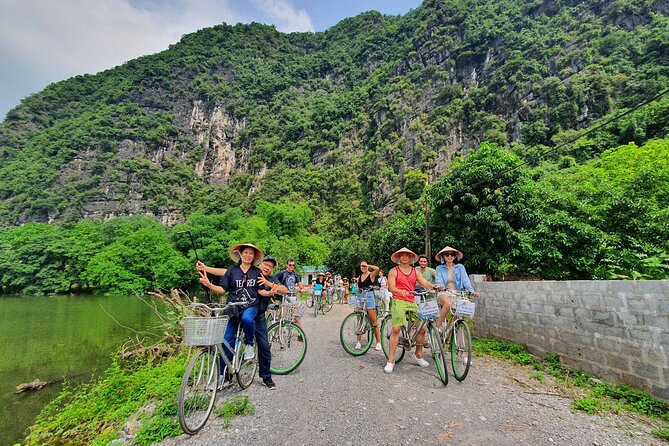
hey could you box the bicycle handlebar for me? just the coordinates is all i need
[188,301,247,315]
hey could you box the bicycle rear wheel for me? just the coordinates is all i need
[178,348,219,435]
[339,312,372,356]
[451,319,472,381]
[236,340,258,389]
[268,321,307,374]
[428,323,449,386]
[380,316,405,363]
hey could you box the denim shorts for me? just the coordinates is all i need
[360,290,376,309]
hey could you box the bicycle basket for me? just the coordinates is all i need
[416,295,439,320]
[183,316,228,346]
[455,298,476,318]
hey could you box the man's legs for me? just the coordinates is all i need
[254,312,272,380]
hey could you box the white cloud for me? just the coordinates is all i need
[0,0,316,116]
[250,0,314,32]
[0,0,235,115]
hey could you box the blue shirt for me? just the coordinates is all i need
[435,263,475,292]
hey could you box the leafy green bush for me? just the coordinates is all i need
[24,355,186,446]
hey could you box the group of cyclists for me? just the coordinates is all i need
[194,242,479,388]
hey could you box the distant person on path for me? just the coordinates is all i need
[434,246,479,329]
[314,271,327,302]
[385,247,439,374]
[377,269,390,312]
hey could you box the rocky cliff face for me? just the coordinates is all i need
[1,0,666,225]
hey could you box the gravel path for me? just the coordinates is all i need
[159,304,663,446]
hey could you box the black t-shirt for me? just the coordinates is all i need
[275,270,301,293]
[258,274,280,313]
[219,265,263,308]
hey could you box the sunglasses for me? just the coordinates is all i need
[443,253,456,257]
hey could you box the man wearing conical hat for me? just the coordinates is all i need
[384,247,441,374]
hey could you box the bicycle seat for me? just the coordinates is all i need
[268,303,280,310]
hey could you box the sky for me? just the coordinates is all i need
[0,0,423,120]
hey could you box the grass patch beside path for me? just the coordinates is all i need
[473,338,669,443]
[22,354,256,446]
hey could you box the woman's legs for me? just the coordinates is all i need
[240,307,258,346]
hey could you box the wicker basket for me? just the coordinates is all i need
[183,316,229,346]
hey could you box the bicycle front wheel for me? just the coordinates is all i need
[451,319,472,381]
[339,312,372,356]
[428,323,449,386]
[323,295,334,313]
[178,348,219,435]
[380,315,405,363]
[236,343,258,389]
[268,321,307,374]
[306,294,314,308]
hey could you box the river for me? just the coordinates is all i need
[0,294,164,446]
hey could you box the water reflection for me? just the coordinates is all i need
[0,294,163,445]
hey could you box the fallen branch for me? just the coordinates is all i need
[16,380,48,393]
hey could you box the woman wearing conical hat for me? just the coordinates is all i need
[434,246,480,329]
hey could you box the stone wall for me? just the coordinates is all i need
[470,277,669,401]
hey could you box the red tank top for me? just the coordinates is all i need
[393,266,416,302]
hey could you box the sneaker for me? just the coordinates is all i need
[261,377,276,389]
[412,353,429,368]
[354,341,362,350]
[375,342,382,351]
[384,362,394,373]
[243,346,255,361]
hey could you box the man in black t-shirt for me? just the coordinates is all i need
[274,258,306,327]
[257,256,288,390]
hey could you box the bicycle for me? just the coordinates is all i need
[439,290,475,381]
[339,293,375,355]
[380,290,450,386]
[266,293,308,374]
[177,302,258,435]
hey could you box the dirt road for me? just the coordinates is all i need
[159,303,662,446]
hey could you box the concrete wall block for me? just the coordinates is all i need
[619,372,651,391]
[609,280,639,293]
[574,307,593,320]
[651,385,669,401]
[636,281,665,294]
[633,361,661,380]
[626,294,654,313]
[657,298,669,315]
[659,367,669,385]
[580,293,601,309]
[602,295,625,309]
[605,354,632,371]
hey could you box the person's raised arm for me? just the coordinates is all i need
[196,261,228,277]
[367,264,380,281]
[198,269,227,295]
